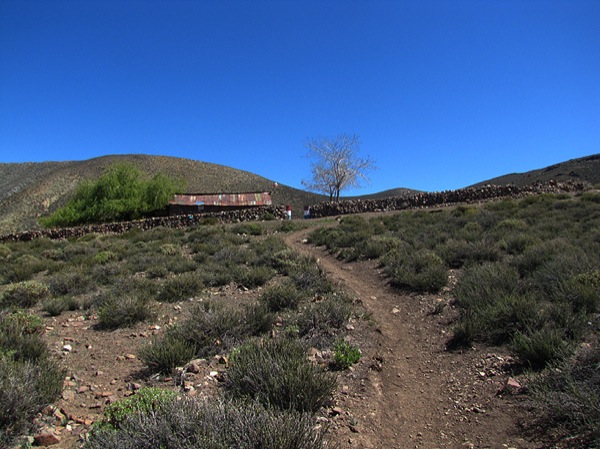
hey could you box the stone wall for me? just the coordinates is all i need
[307,180,587,218]
[0,206,287,242]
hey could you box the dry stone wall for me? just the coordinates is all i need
[308,180,587,218]
[0,206,287,242]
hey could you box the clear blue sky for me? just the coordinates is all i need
[1,0,598,194]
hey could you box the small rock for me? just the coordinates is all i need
[62,344,72,352]
[186,362,201,374]
[391,308,400,314]
[62,390,75,401]
[34,432,61,446]
[125,354,136,360]
[77,386,89,394]
[330,407,344,416]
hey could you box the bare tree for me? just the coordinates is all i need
[302,134,375,201]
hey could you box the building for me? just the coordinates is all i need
[168,192,273,215]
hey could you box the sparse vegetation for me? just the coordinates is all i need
[1,182,598,448]
[85,396,327,449]
[308,192,600,447]
[0,311,64,447]
[225,338,336,413]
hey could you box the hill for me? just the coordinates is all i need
[469,153,600,188]
[1,152,599,234]
[0,155,326,234]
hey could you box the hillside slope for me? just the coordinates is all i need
[0,155,325,233]
[470,153,600,188]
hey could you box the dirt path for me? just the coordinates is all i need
[284,226,538,449]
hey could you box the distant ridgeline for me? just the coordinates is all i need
[0,180,589,242]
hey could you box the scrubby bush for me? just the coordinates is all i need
[259,281,302,312]
[138,335,197,374]
[232,222,264,236]
[47,270,91,296]
[385,250,447,293]
[0,309,64,447]
[85,397,327,449]
[234,265,275,289]
[97,295,156,329]
[93,250,118,264]
[297,294,352,347]
[41,296,80,317]
[0,254,50,284]
[0,245,11,259]
[158,272,204,302]
[1,280,50,308]
[154,301,273,363]
[0,357,64,447]
[525,346,600,448]
[511,328,568,368]
[225,338,336,413]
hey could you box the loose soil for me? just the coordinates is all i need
[283,227,539,449]
[35,223,540,449]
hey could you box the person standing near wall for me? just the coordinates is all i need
[285,204,292,220]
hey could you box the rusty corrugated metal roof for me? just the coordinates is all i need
[169,192,272,207]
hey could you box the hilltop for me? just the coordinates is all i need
[470,153,600,188]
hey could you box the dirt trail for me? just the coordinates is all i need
[284,226,537,449]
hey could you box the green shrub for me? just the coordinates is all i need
[0,356,64,447]
[0,254,50,284]
[385,250,447,293]
[288,264,334,296]
[511,328,568,368]
[101,387,178,430]
[41,296,80,317]
[85,397,327,449]
[1,281,50,308]
[41,162,184,227]
[93,250,118,264]
[97,295,156,329]
[454,262,520,308]
[158,272,204,302]
[47,270,91,296]
[0,311,44,336]
[137,335,197,374]
[297,294,352,347]
[232,222,264,236]
[580,191,600,203]
[259,281,302,312]
[0,245,10,259]
[525,347,600,448]
[225,338,336,413]
[440,239,500,268]
[159,243,180,256]
[166,301,273,359]
[0,312,49,362]
[234,265,275,288]
[332,340,361,370]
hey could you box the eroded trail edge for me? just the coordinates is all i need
[284,227,537,449]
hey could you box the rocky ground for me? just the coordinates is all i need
[22,225,540,449]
